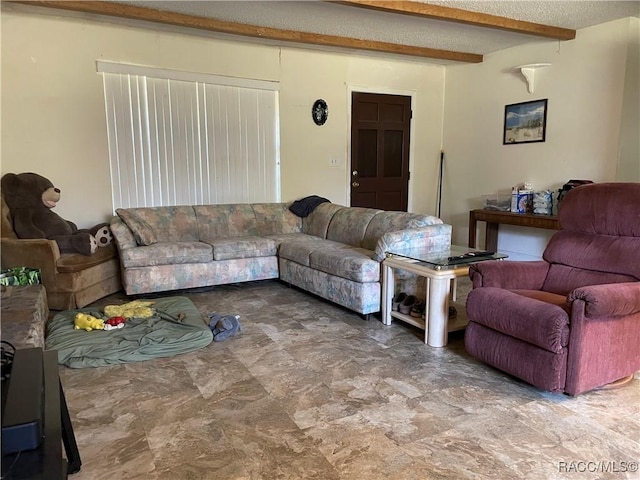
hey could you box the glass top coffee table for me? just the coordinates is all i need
[382,246,507,347]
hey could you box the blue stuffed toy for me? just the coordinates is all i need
[207,313,242,342]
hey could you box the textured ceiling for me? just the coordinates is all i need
[115,1,640,58]
[57,1,640,61]
[425,1,640,28]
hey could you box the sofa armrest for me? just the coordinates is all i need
[469,260,549,290]
[568,282,640,318]
[373,224,452,262]
[1,237,61,286]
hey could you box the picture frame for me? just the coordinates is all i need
[503,99,548,145]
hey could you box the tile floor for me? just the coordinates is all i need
[59,279,639,479]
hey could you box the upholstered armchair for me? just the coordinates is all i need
[1,197,122,310]
[465,182,640,396]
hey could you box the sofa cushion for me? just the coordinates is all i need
[278,237,351,267]
[558,182,640,237]
[263,232,313,246]
[117,207,199,243]
[110,216,137,249]
[195,204,257,241]
[309,247,379,283]
[326,207,381,247]
[56,244,119,273]
[511,289,570,313]
[209,236,277,261]
[252,203,302,235]
[119,242,213,268]
[543,231,640,285]
[541,263,638,296]
[302,203,343,238]
[116,209,157,246]
[467,287,570,353]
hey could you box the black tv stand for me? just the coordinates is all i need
[1,348,81,479]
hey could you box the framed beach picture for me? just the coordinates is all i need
[503,99,548,145]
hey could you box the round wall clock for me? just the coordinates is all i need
[312,99,328,126]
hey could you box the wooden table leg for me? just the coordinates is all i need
[468,211,477,248]
[485,222,499,252]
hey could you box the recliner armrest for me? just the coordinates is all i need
[1,237,61,286]
[469,260,550,290]
[569,282,640,318]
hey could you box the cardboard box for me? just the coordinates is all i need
[510,190,533,213]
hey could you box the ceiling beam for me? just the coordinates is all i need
[9,1,484,63]
[335,0,576,40]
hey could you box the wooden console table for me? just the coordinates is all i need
[469,209,560,251]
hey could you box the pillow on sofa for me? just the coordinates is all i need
[116,209,157,246]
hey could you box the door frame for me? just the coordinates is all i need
[346,85,416,211]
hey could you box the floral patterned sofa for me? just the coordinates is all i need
[110,202,451,315]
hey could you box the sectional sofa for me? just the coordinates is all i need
[110,202,451,315]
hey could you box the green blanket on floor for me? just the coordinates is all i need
[45,296,213,368]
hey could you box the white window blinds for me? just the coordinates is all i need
[98,62,280,209]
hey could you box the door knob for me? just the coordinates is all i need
[352,170,358,176]
[352,182,360,187]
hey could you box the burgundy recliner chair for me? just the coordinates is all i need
[464,182,640,396]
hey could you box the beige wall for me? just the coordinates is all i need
[279,49,445,214]
[441,18,638,258]
[1,5,445,228]
[617,17,640,182]
[2,5,636,254]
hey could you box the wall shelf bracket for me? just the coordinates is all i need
[516,63,551,93]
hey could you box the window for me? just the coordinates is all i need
[98,61,280,209]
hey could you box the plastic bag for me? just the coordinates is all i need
[0,267,42,286]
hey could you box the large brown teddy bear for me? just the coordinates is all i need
[1,172,113,256]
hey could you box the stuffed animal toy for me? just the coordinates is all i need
[207,313,242,342]
[1,172,113,256]
[74,313,105,331]
[104,316,126,330]
[103,300,155,319]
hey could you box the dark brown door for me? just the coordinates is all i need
[350,92,411,211]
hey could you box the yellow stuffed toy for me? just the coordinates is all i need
[104,300,155,319]
[74,313,105,331]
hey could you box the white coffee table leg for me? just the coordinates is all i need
[424,277,431,344]
[382,262,394,326]
[450,277,458,302]
[426,276,452,347]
